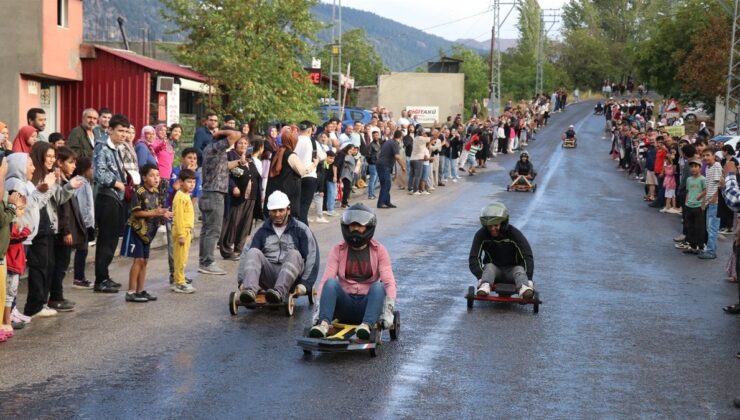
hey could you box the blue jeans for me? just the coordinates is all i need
[367,164,378,198]
[326,181,337,213]
[421,164,430,185]
[318,279,386,325]
[377,164,392,207]
[406,157,412,189]
[705,203,720,256]
[450,158,459,178]
[440,156,451,179]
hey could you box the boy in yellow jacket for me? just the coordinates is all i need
[171,169,197,294]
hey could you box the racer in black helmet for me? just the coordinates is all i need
[310,204,398,339]
[469,202,535,298]
[509,151,537,186]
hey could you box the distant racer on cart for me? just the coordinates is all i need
[469,202,535,299]
[508,151,537,191]
[562,124,577,147]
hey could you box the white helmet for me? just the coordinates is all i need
[266,191,290,210]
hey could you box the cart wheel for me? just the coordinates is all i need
[285,293,295,316]
[369,347,378,358]
[390,310,400,340]
[533,291,540,314]
[506,186,510,191]
[308,286,315,305]
[466,286,475,310]
[303,349,312,356]
[229,291,238,316]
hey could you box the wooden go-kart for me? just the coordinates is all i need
[562,137,577,148]
[297,311,400,358]
[229,284,314,317]
[465,282,541,314]
[507,174,536,193]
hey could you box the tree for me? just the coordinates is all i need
[316,28,386,87]
[160,0,323,123]
[559,28,614,90]
[677,16,731,109]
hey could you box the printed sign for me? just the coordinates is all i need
[167,84,180,126]
[406,106,440,125]
[663,125,685,137]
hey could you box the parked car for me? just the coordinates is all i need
[682,104,710,121]
[318,105,373,127]
[711,135,740,152]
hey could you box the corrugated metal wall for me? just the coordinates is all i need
[60,50,150,135]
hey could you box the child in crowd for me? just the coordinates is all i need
[683,158,706,255]
[72,157,95,288]
[466,137,481,176]
[6,195,30,331]
[121,164,172,302]
[49,132,65,149]
[171,169,197,294]
[319,150,336,218]
[168,147,201,284]
[0,158,23,338]
[661,154,679,214]
[50,146,86,312]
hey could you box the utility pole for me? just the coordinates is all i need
[535,9,559,98]
[488,0,520,117]
[328,0,343,108]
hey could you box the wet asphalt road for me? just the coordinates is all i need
[1,102,739,419]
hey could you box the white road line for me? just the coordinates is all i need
[380,113,593,418]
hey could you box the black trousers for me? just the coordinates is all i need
[719,195,734,230]
[24,233,55,316]
[95,194,123,284]
[685,206,706,249]
[734,242,740,301]
[341,178,352,206]
[51,235,73,301]
[299,177,318,225]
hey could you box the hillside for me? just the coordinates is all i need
[83,0,489,71]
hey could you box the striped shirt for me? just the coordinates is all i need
[705,162,722,204]
[723,173,740,212]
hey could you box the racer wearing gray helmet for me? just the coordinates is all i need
[509,151,536,185]
[562,124,577,144]
[310,203,397,339]
[468,202,535,298]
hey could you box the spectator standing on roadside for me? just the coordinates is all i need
[295,121,326,225]
[699,149,722,260]
[194,112,219,166]
[683,158,706,255]
[93,107,112,144]
[66,108,98,159]
[366,130,381,200]
[26,108,47,143]
[198,128,241,275]
[72,157,94,289]
[376,130,406,209]
[171,169,197,294]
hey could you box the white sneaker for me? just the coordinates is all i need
[309,320,330,338]
[12,307,31,323]
[518,283,534,299]
[315,217,330,224]
[324,211,337,217]
[476,282,491,296]
[659,208,668,213]
[171,283,196,294]
[452,178,458,183]
[33,306,58,318]
[413,191,421,196]
[422,191,431,195]
[429,187,436,191]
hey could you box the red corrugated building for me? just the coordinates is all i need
[60,45,210,135]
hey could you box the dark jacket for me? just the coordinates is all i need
[57,182,86,247]
[67,125,95,158]
[468,225,534,280]
[645,145,656,172]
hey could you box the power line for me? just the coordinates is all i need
[420,8,493,32]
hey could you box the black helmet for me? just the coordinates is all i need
[340,203,377,248]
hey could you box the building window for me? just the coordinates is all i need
[57,0,68,27]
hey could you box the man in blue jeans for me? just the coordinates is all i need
[376,130,406,209]
[699,149,722,259]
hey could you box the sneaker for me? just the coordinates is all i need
[72,279,93,289]
[171,283,196,294]
[107,279,122,288]
[309,320,330,338]
[12,307,31,323]
[682,247,699,254]
[355,323,371,340]
[698,252,717,259]
[324,211,337,217]
[368,195,377,200]
[94,280,119,293]
[32,306,58,318]
[413,191,421,196]
[519,284,535,299]
[421,191,431,195]
[408,191,415,195]
[674,241,690,249]
[139,290,158,301]
[125,292,148,303]
[88,240,96,247]
[265,289,283,304]
[315,217,330,224]
[452,178,458,183]
[659,208,668,213]
[47,300,75,312]
[429,187,435,191]
[198,264,227,275]
[673,234,686,242]
[239,288,256,304]
[477,282,491,296]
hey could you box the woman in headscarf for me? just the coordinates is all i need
[12,126,38,153]
[219,137,263,260]
[134,126,160,170]
[264,126,318,216]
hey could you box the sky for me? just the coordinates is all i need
[326,0,570,42]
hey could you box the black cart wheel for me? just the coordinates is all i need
[506,186,510,191]
[533,291,540,314]
[308,286,315,305]
[390,310,400,340]
[369,347,378,358]
[303,349,312,356]
[228,291,238,316]
[285,293,295,316]
[467,286,475,309]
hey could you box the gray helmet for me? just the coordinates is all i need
[520,151,529,159]
[479,202,509,230]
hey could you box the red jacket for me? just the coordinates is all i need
[7,224,31,274]
[654,148,666,174]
